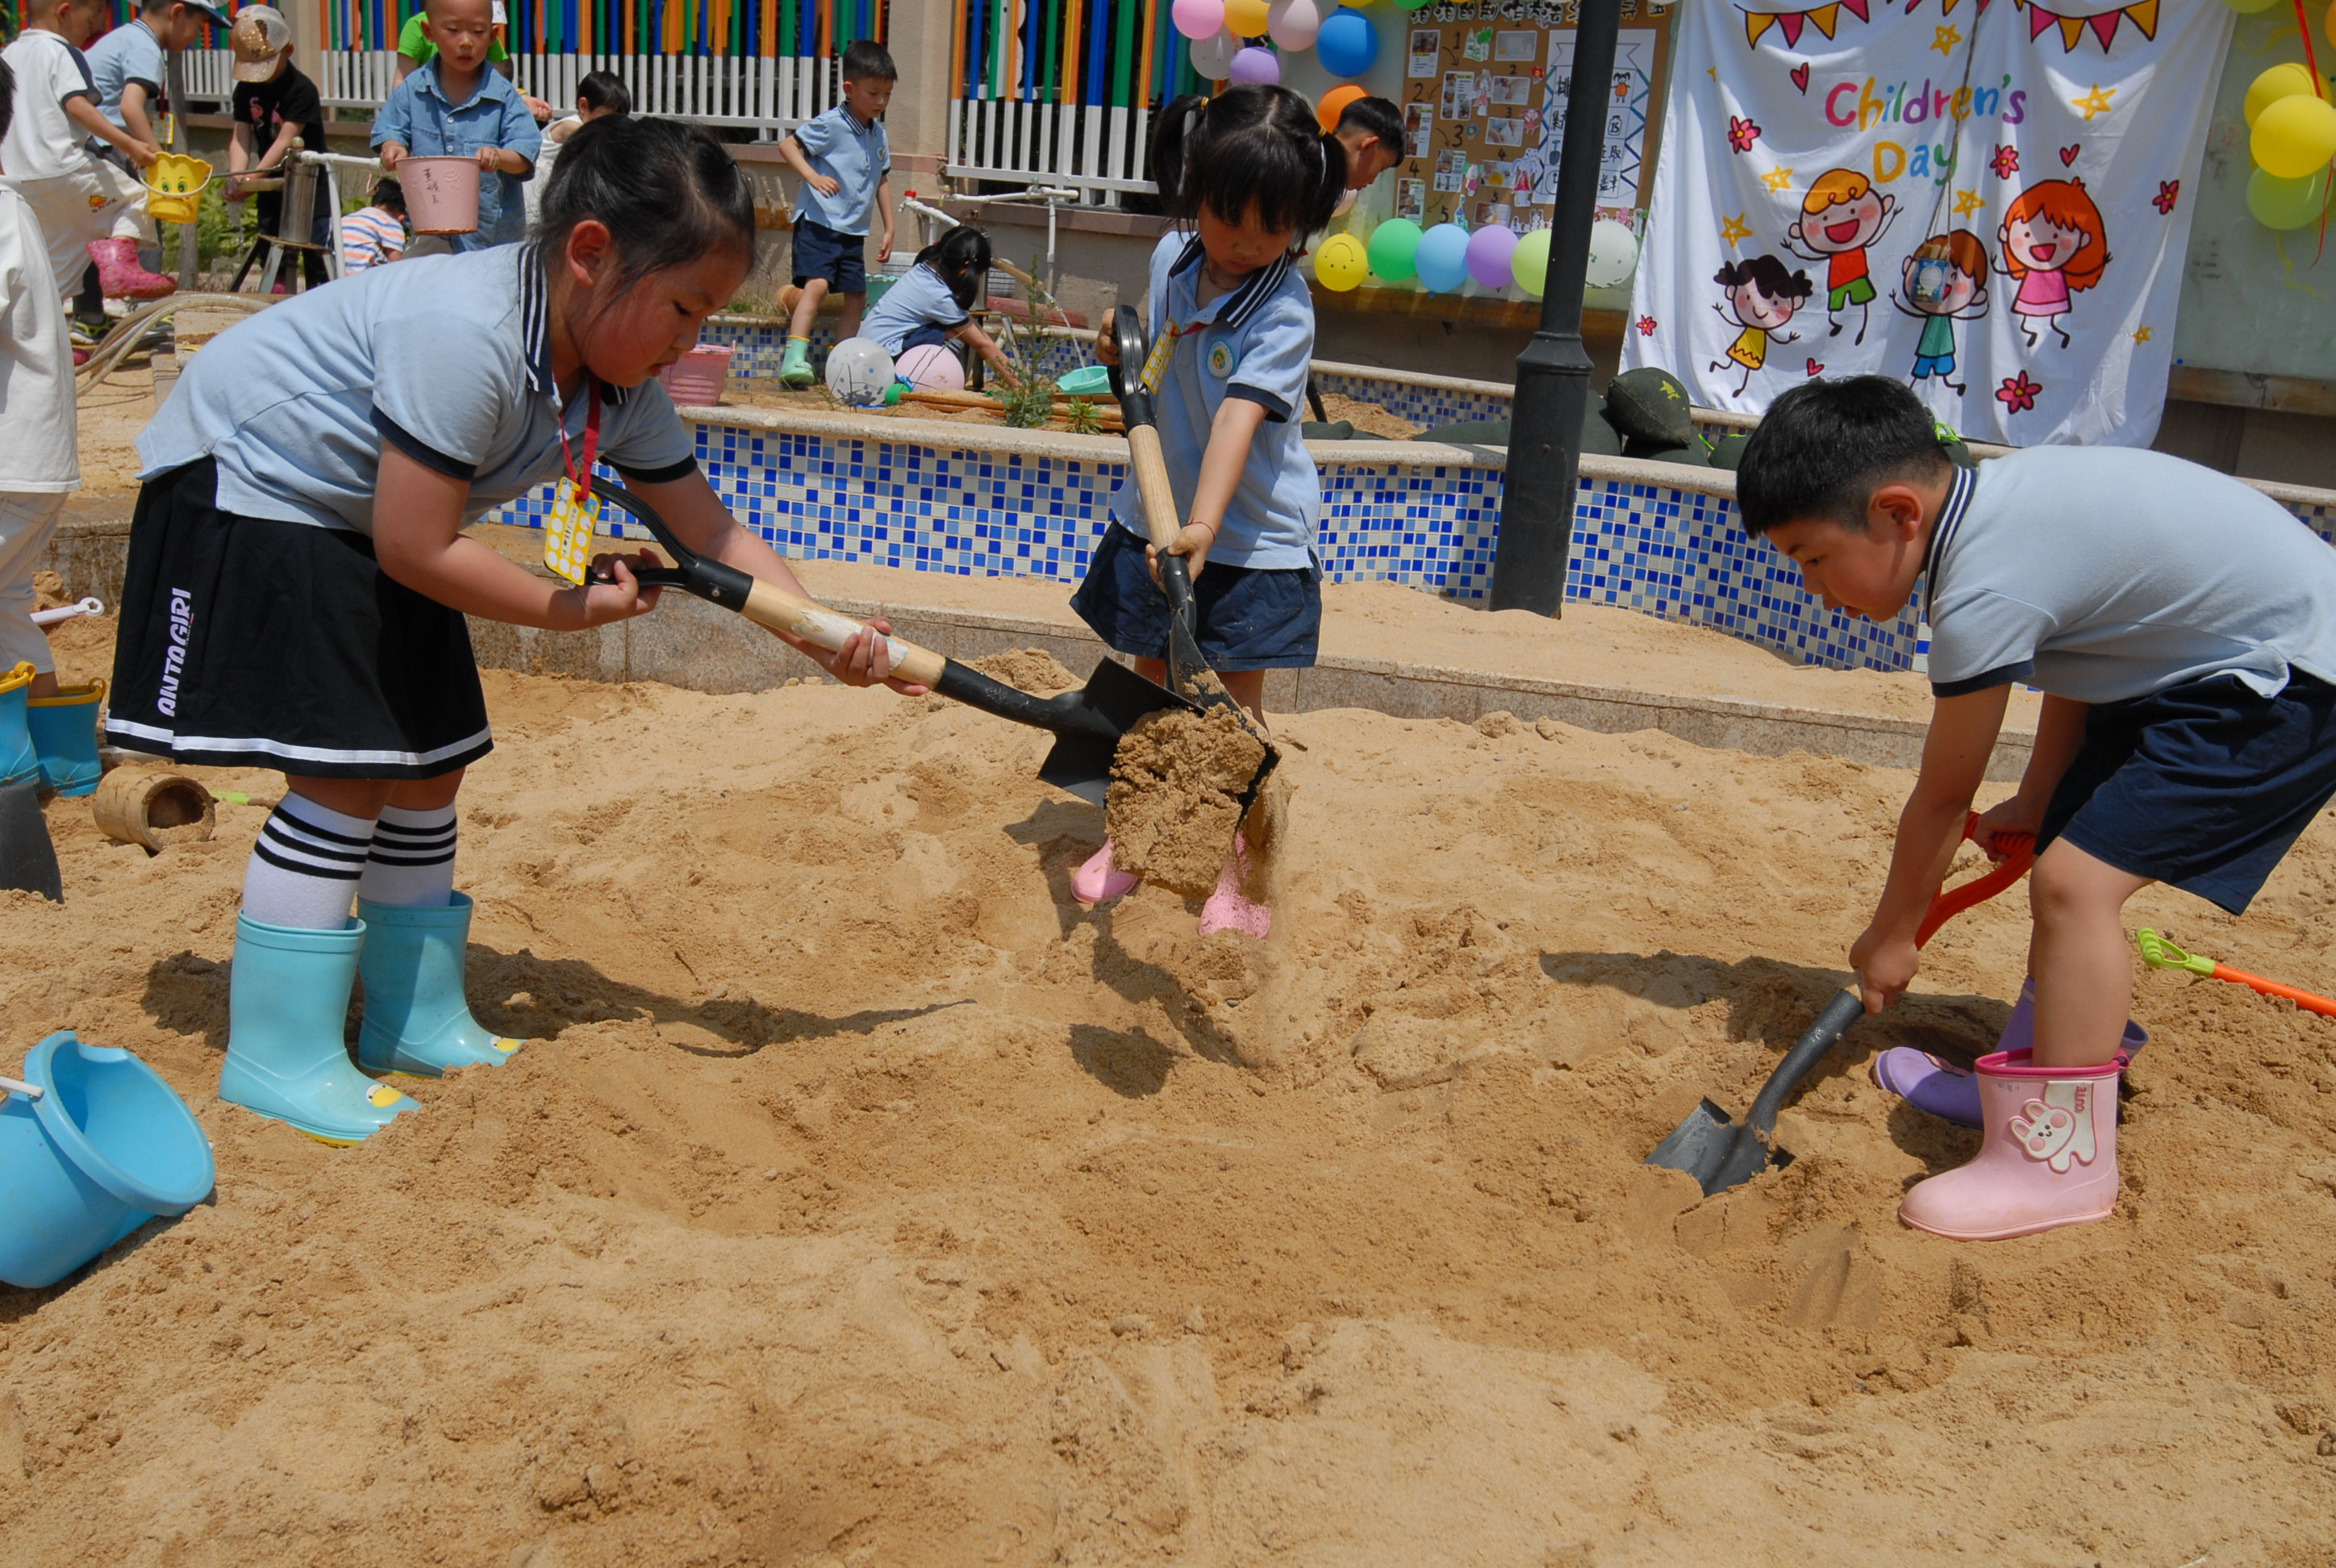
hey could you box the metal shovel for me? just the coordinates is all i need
[1646,814,2036,1197]
[584,477,1194,805]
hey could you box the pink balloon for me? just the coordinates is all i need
[1228,45,1281,85]
[1172,0,1224,41]
[1266,0,1321,50]
[1465,223,1519,290]
[896,343,965,391]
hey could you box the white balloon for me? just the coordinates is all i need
[1189,27,1241,80]
[1266,0,1321,51]
[825,338,896,406]
[1584,219,1641,290]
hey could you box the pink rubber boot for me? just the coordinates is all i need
[1899,1049,2121,1241]
[1071,840,1141,906]
[86,238,176,301]
[1196,836,1271,940]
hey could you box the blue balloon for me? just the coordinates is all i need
[1415,223,1471,293]
[1315,8,1378,78]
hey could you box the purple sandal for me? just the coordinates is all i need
[1874,981,2146,1128]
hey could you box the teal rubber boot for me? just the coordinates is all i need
[356,892,523,1078]
[27,681,103,797]
[779,335,816,388]
[222,913,420,1144]
[0,664,38,789]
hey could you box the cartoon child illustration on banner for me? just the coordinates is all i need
[1892,230,1990,396]
[1784,169,1899,346]
[1999,177,2110,350]
[1711,254,1815,397]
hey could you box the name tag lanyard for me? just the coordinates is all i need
[542,380,603,584]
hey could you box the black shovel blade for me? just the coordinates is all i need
[923,655,1191,807]
[1645,1101,1795,1198]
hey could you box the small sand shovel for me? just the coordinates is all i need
[582,479,1194,805]
[1647,813,2036,1197]
[1104,303,1281,801]
[2137,930,2336,1019]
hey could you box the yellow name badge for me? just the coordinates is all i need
[1139,322,1180,395]
[543,478,600,585]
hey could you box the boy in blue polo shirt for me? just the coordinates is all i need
[372,0,540,252]
[776,38,895,387]
[1736,376,2336,1243]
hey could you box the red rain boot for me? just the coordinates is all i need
[86,238,176,301]
[1899,1049,2121,1241]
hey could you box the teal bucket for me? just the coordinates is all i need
[0,1032,215,1288]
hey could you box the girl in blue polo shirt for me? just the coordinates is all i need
[1069,85,1345,935]
[108,117,911,1147]
[854,223,1017,386]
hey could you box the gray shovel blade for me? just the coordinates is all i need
[1645,987,1865,1198]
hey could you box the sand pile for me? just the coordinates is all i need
[4,628,2336,1566]
[1104,707,1268,898]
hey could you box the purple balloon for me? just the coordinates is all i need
[1466,223,1519,290]
[1228,46,1281,85]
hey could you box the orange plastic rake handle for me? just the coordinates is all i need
[2208,963,2336,1020]
[1914,811,2035,948]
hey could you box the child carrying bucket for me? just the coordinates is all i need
[1074,85,1347,938]
[106,117,917,1146]
[1735,377,2336,1241]
[371,0,541,253]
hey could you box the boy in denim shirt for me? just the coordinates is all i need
[371,0,539,252]
[777,39,895,386]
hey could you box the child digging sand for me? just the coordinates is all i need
[777,40,894,387]
[372,0,541,252]
[108,117,916,1145]
[1736,377,2336,1241]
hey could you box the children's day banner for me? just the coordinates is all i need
[1622,0,2232,445]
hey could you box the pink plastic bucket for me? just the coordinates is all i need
[657,345,733,406]
[401,156,480,235]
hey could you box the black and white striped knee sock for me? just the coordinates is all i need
[357,804,457,907]
[241,797,373,930]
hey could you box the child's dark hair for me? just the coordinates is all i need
[916,223,992,311]
[1734,377,1954,538]
[1149,85,1346,238]
[536,116,757,288]
[1336,96,1404,154]
[1713,253,1813,303]
[370,175,405,214]
[841,40,896,83]
[575,69,630,118]
[0,59,13,148]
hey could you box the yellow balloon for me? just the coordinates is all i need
[2254,92,2336,179]
[1314,231,1369,292]
[2246,62,2323,127]
[1224,0,1270,35]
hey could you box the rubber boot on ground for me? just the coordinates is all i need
[86,237,176,301]
[222,913,419,1144]
[1197,834,1271,940]
[1898,1049,2121,1241]
[1874,979,2146,1128]
[355,892,523,1078]
[0,663,38,791]
[27,681,104,797]
[1072,840,1141,906]
[780,336,816,388]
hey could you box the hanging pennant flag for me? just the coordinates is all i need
[1742,0,1874,50]
[2025,0,2157,52]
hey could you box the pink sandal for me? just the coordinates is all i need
[1072,840,1141,906]
[1196,836,1271,940]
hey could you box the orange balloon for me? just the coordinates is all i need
[1317,83,1366,135]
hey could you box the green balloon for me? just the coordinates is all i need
[2221,0,2283,13]
[1512,229,1552,297]
[1367,219,1424,283]
[2248,165,2330,230]
[1397,0,1435,9]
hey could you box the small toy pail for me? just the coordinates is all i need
[0,1032,215,1289]
[657,345,733,406]
[144,152,211,225]
[402,156,481,236]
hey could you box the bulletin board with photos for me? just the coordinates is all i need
[1395,1,1674,238]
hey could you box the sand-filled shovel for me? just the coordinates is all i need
[582,477,1193,805]
[1646,813,2036,1197]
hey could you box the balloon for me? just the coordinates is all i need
[1584,219,1640,289]
[2248,165,2331,228]
[1314,231,1369,290]
[1510,228,1550,296]
[1366,218,1422,281]
[1267,0,1322,51]
[1396,0,1433,9]
[1189,28,1241,78]
[825,339,895,406]
[1171,0,1224,40]
[1228,45,1281,85]
[1316,82,1366,134]
[2221,0,2282,12]
[1223,0,1270,34]
[1414,223,1471,293]
[2330,0,2336,48]
[1316,8,1378,77]
[2246,62,2324,127]
[2253,92,2336,178]
[1464,223,1517,289]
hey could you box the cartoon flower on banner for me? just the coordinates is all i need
[1991,144,2021,178]
[2152,179,2179,214]
[1637,315,1659,336]
[1729,115,1762,152]
[1996,371,2043,414]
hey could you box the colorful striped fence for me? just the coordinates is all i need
[946,0,1187,200]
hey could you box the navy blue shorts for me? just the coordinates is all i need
[790,218,866,294]
[2039,671,2336,914]
[898,323,953,352]
[1070,523,1321,673]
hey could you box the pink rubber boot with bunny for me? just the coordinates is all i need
[1899,1049,2121,1241]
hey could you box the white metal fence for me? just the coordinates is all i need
[946,98,1156,201]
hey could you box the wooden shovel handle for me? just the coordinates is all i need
[1124,423,1187,553]
[737,580,949,689]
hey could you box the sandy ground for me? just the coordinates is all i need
[3,612,2335,1566]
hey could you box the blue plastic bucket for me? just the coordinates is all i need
[0,1032,215,1288]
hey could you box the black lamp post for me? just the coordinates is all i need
[1488,0,1625,616]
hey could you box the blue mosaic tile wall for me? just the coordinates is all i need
[1311,370,1508,434]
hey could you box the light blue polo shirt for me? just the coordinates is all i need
[85,18,165,140]
[790,103,887,236]
[857,261,967,355]
[1104,231,1319,571]
[1924,447,2336,703]
[139,244,698,536]
[370,60,541,250]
